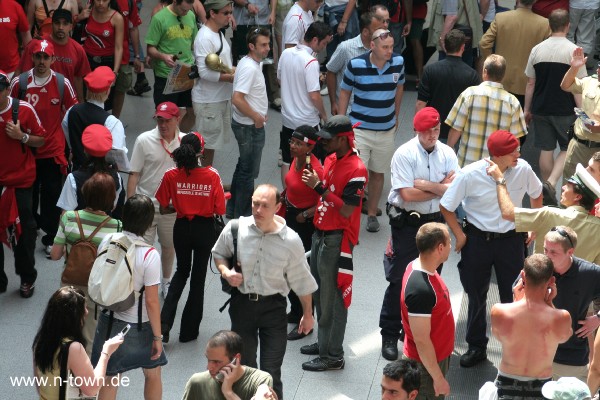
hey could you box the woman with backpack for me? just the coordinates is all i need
[155,132,226,343]
[90,194,166,400]
[32,286,123,400]
[51,172,121,354]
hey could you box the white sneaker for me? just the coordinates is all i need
[162,281,171,298]
[320,86,328,96]
[45,245,52,259]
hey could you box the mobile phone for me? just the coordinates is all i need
[575,107,595,126]
[119,324,131,337]
[215,358,237,382]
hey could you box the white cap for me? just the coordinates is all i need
[542,377,591,400]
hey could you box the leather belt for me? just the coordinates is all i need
[465,224,518,241]
[573,135,600,148]
[246,293,283,302]
[401,209,442,223]
[314,228,344,237]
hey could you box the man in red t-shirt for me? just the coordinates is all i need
[401,222,454,398]
[299,115,368,372]
[0,0,31,74]
[15,9,91,102]
[0,70,47,298]
[10,39,78,257]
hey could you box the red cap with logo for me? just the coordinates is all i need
[84,66,115,93]
[82,124,113,157]
[154,102,180,119]
[32,39,55,56]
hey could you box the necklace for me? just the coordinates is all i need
[33,73,52,87]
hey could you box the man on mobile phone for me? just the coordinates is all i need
[182,330,273,400]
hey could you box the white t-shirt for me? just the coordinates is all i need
[192,27,233,103]
[56,172,124,210]
[232,55,268,125]
[98,232,161,323]
[282,3,313,47]
[129,127,184,210]
[277,44,321,129]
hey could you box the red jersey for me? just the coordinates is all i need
[155,166,226,219]
[0,97,46,188]
[18,35,91,83]
[401,260,455,363]
[313,150,367,246]
[84,11,118,57]
[285,153,324,209]
[116,0,141,65]
[0,0,29,72]
[10,70,78,159]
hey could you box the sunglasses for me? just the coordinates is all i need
[177,16,184,29]
[372,30,391,41]
[551,226,574,248]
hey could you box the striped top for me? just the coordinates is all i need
[341,51,405,131]
[54,210,121,253]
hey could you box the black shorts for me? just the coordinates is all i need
[153,75,193,108]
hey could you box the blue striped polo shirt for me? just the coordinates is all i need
[341,52,405,131]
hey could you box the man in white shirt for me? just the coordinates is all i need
[277,21,332,184]
[228,28,271,218]
[281,0,323,48]
[193,0,235,167]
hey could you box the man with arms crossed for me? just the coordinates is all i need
[401,222,454,399]
[492,254,572,399]
[182,330,273,400]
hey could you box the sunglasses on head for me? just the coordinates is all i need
[551,226,574,248]
[176,16,184,29]
[372,30,391,41]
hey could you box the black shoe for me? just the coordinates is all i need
[127,82,152,96]
[19,282,35,298]
[542,181,558,207]
[288,326,313,341]
[300,342,319,355]
[302,357,344,372]
[381,338,398,361]
[460,348,487,368]
[179,334,198,343]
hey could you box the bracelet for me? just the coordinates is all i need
[153,335,163,342]
[101,351,109,357]
[313,181,327,195]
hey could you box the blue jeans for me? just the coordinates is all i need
[227,120,265,218]
[311,231,347,361]
[324,4,359,59]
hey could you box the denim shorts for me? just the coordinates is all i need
[91,311,168,375]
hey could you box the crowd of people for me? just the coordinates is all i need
[5,0,600,398]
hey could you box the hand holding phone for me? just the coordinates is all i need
[118,324,131,338]
[215,357,237,382]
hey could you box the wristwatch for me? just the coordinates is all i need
[20,133,29,144]
[302,211,310,219]
[495,178,506,186]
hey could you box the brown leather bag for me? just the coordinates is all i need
[61,211,112,286]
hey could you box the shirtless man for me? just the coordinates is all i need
[491,254,572,399]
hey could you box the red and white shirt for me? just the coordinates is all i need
[0,97,46,188]
[155,166,226,219]
[10,70,78,160]
[116,0,142,65]
[0,0,29,72]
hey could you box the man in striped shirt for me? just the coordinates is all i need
[338,28,405,232]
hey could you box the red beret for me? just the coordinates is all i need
[154,102,180,119]
[82,124,113,157]
[487,130,519,157]
[84,67,115,93]
[32,39,55,56]
[414,107,440,132]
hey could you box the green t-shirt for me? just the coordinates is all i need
[182,367,273,400]
[54,210,121,254]
[145,7,198,78]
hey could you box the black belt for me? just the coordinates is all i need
[314,228,343,237]
[573,135,600,148]
[465,224,518,240]
[245,293,284,302]
[495,374,550,397]
[400,209,442,226]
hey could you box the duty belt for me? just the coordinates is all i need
[464,222,518,241]
[573,135,600,148]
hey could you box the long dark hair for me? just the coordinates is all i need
[32,287,87,373]
[172,132,204,176]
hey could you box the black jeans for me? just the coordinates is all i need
[0,186,38,289]
[161,216,215,340]
[32,158,63,244]
[229,293,287,400]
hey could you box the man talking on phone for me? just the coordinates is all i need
[182,330,273,400]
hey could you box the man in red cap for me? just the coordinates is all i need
[379,107,458,361]
[61,66,127,172]
[440,130,543,368]
[10,39,78,258]
[128,102,185,297]
[0,69,46,298]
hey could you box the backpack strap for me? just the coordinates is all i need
[137,286,145,330]
[58,340,73,400]
[41,0,50,17]
[218,220,240,313]
[18,72,28,101]
[12,98,25,154]
[56,72,64,102]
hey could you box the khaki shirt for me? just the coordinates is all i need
[568,77,600,141]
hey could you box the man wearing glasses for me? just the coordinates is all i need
[440,130,543,368]
[146,0,198,132]
[337,28,405,233]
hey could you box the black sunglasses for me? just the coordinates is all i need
[551,226,574,248]
[177,16,184,30]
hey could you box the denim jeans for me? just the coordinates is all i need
[227,120,265,218]
[324,4,359,59]
[311,231,347,361]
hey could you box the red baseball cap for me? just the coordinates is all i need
[32,39,55,56]
[154,102,180,119]
[82,124,113,157]
[84,66,115,93]
[487,130,519,157]
[413,107,440,132]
